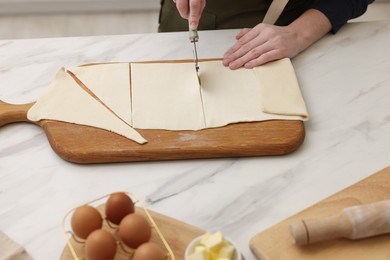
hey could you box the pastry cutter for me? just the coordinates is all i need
[189,24,201,85]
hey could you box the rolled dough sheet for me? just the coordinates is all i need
[27,68,146,144]
[28,59,308,145]
[68,63,132,124]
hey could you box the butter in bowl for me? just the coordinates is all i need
[185,231,241,260]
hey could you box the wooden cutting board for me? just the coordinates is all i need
[250,166,390,260]
[0,99,304,164]
[60,205,205,260]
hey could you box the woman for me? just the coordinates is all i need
[159,0,374,69]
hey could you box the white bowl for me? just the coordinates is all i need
[184,234,241,260]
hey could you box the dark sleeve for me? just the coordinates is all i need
[310,0,375,33]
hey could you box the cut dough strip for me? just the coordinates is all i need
[253,58,309,120]
[130,62,206,130]
[27,59,308,145]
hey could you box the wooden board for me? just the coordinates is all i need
[60,205,205,260]
[0,101,304,164]
[0,59,305,164]
[250,166,390,260]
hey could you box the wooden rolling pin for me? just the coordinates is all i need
[289,200,390,245]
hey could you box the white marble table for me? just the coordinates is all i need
[1,21,390,260]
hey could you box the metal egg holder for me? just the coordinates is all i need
[61,192,174,260]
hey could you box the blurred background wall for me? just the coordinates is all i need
[0,0,160,39]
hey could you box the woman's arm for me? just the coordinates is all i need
[223,0,374,69]
[311,0,375,33]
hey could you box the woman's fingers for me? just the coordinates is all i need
[235,28,251,40]
[223,26,267,66]
[189,0,206,29]
[175,0,189,19]
[176,0,206,29]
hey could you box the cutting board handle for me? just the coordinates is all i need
[0,100,35,127]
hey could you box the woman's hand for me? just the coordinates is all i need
[223,9,332,69]
[174,0,206,29]
[223,24,302,69]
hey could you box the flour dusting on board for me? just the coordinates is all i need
[179,134,199,142]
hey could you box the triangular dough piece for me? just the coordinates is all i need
[27,68,146,144]
[68,63,132,124]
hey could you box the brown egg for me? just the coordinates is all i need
[71,205,103,239]
[119,213,151,248]
[105,192,135,225]
[133,242,167,260]
[85,229,117,260]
